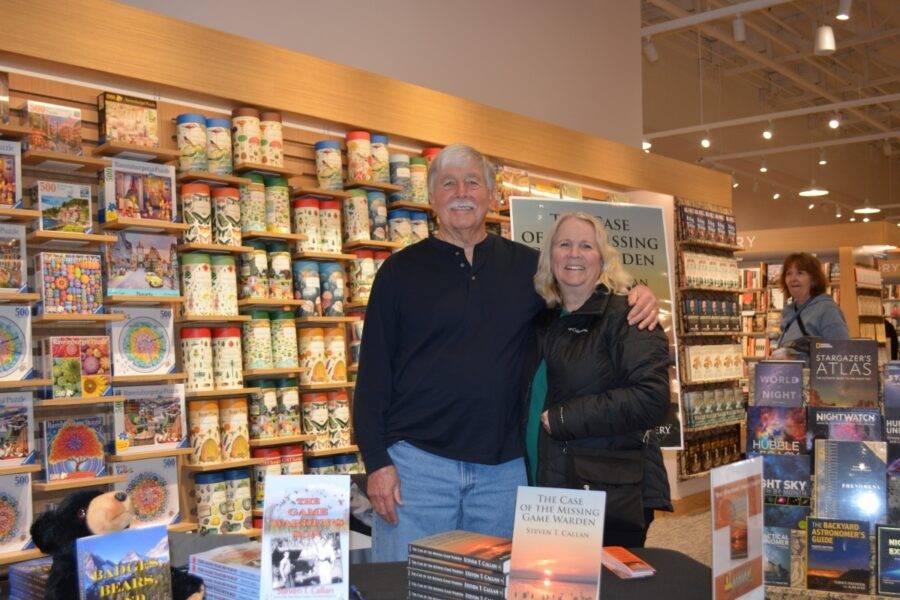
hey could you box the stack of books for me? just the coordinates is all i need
[8,557,52,600]
[189,541,261,600]
[407,531,510,600]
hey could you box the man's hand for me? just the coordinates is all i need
[541,410,551,434]
[627,284,659,330]
[368,465,403,525]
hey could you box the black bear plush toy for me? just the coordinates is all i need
[29,489,205,600]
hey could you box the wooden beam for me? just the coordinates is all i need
[0,0,732,206]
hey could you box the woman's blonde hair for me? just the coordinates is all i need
[533,211,634,307]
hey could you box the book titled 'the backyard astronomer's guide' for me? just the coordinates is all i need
[508,486,606,600]
[711,456,764,600]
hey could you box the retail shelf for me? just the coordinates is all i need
[680,378,742,386]
[0,463,41,477]
[0,378,51,390]
[677,239,742,252]
[233,161,304,179]
[0,122,30,140]
[33,474,127,493]
[104,295,185,305]
[177,242,254,254]
[742,356,767,362]
[106,448,193,462]
[111,373,187,385]
[249,434,315,448]
[293,251,356,261]
[101,217,188,234]
[93,142,180,163]
[684,420,744,435]
[242,230,307,243]
[856,283,883,291]
[33,395,125,408]
[182,458,265,472]
[742,288,766,292]
[246,528,262,539]
[296,316,360,325]
[168,522,199,533]
[175,314,251,324]
[0,548,45,567]
[677,469,710,482]
[485,213,511,224]
[0,291,39,303]
[176,171,252,186]
[237,298,305,309]
[243,367,304,379]
[185,387,260,399]
[738,332,775,337]
[344,180,403,193]
[22,149,107,173]
[26,230,118,248]
[291,186,351,199]
[33,313,125,325]
[0,206,41,223]
[679,331,741,338]
[678,286,742,294]
[388,201,432,213]
[343,240,403,252]
[304,445,358,458]
[859,314,886,319]
[299,382,354,392]
[345,302,367,311]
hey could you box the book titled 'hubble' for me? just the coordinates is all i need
[754,361,803,408]
[747,407,806,456]
[815,440,887,525]
[810,340,878,407]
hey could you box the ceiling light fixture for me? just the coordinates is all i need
[643,38,659,63]
[828,113,841,129]
[818,149,828,165]
[732,15,746,42]
[762,124,773,140]
[863,217,870,222]
[808,203,816,210]
[642,139,652,152]
[836,207,842,218]
[772,192,780,200]
[732,180,739,189]
[836,0,852,21]
[854,198,881,215]
[850,217,857,222]
[815,25,836,56]
[799,180,829,197]
[759,160,768,173]
[700,134,711,149]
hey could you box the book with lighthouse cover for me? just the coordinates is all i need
[75,524,171,599]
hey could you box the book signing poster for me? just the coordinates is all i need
[509,197,681,449]
[711,456,764,600]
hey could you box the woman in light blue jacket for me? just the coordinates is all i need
[776,252,849,351]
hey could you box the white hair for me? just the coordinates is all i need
[427,144,496,198]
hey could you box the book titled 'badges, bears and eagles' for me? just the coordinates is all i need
[807,518,870,594]
[113,456,180,528]
[754,361,804,407]
[0,472,33,555]
[815,439,887,525]
[711,456,764,600]
[810,339,878,407]
[0,391,35,468]
[0,305,32,382]
[108,306,176,377]
[110,384,186,456]
[75,523,171,600]
[746,406,807,456]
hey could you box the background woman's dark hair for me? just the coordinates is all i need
[780,252,828,298]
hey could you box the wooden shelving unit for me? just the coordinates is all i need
[93,142,180,163]
[0,464,42,477]
[344,180,403,193]
[291,186,351,199]
[249,434,315,448]
[26,230,117,248]
[343,239,403,252]
[237,298,305,309]
[299,382,354,391]
[0,291,41,303]
[293,251,356,261]
[106,447,193,462]
[182,457,265,472]
[177,242,254,254]
[185,387,260,399]
[32,313,125,325]
[388,201,432,213]
[101,217,188,234]
[0,548,45,567]
[485,213,511,224]
[243,367,304,379]
[0,206,41,223]
[175,314,251,324]
[242,230,307,243]
[233,161,304,179]
[33,395,125,408]
[296,316,360,325]
[33,474,127,493]
[0,378,51,390]
[111,373,187,385]
[104,295,185,305]
[22,149,107,173]
[0,122,30,140]
[304,445,359,458]
[176,171,251,186]
[168,522,199,533]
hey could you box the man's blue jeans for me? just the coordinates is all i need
[371,441,526,563]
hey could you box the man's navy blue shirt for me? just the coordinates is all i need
[353,234,545,473]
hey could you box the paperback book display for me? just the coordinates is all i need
[9,556,52,600]
[409,530,511,600]
[189,542,261,600]
[508,486,606,599]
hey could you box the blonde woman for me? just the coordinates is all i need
[523,212,671,547]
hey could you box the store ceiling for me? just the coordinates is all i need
[641,0,900,230]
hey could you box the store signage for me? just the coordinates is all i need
[509,197,683,450]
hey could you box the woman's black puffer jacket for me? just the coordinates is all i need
[522,284,672,542]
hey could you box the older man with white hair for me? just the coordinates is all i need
[353,144,659,562]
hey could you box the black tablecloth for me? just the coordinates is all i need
[349,547,711,600]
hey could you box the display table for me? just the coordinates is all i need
[349,547,711,600]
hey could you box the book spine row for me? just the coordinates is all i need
[407,556,507,587]
[407,568,506,599]
[408,545,507,573]
[408,578,501,600]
